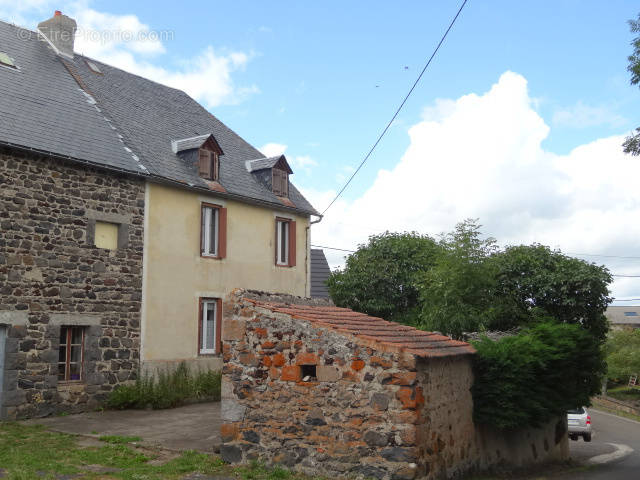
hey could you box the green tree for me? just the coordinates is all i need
[606,328,640,379]
[418,219,504,338]
[623,13,640,155]
[492,244,613,342]
[327,232,440,324]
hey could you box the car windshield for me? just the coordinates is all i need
[567,407,585,415]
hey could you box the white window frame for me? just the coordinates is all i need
[276,219,289,266]
[200,299,218,355]
[201,205,219,257]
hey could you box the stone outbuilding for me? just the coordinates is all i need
[221,290,568,480]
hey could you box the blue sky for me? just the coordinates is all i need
[3,0,640,301]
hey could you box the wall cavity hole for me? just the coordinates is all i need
[301,364,316,381]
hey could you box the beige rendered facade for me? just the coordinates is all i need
[141,181,311,372]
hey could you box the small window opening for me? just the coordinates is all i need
[58,326,85,381]
[0,52,17,69]
[301,365,316,381]
[85,59,102,74]
[198,148,219,181]
[276,219,290,265]
[272,168,288,197]
[624,311,639,317]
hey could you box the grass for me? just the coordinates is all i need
[106,362,221,410]
[591,398,640,422]
[0,422,317,480]
[98,435,142,444]
[606,385,640,404]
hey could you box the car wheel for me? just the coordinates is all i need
[584,433,592,442]
[570,435,578,441]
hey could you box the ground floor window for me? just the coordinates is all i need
[58,326,84,381]
[199,298,221,354]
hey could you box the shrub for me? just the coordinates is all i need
[471,321,605,429]
[107,363,221,410]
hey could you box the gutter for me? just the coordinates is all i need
[305,214,323,296]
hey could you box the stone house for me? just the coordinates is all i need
[221,290,569,480]
[0,11,318,418]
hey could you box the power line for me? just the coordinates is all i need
[312,244,640,277]
[567,252,640,260]
[320,0,470,216]
[311,244,356,253]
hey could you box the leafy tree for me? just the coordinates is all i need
[624,13,640,155]
[418,220,505,338]
[472,322,606,429]
[606,328,640,379]
[492,244,613,342]
[327,232,439,323]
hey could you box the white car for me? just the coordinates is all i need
[567,407,592,442]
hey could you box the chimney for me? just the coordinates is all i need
[37,11,77,59]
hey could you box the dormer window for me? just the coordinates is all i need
[199,148,219,181]
[246,154,293,198]
[171,134,224,184]
[272,168,288,197]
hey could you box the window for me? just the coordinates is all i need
[276,218,296,267]
[199,148,219,181]
[85,59,102,74]
[58,326,84,381]
[201,203,227,258]
[94,221,119,249]
[0,52,16,69]
[199,298,221,354]
[272,168,288,197]
[624,312,639,317]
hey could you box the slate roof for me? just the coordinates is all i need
[246,298,476,358]
[0,20,318,216]
[310,249,331,298]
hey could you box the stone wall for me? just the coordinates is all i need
[415,356,568,478]
[221,292,424,480]
[221,290,570,480]
[0,147,144,419]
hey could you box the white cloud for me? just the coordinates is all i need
[2,0,256,107]
[259,143,318,175]
[309,71,640,301]
[260,143,288,157]
[553,101,627,128]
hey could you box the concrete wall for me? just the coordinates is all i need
[142,182,310,370]
[0,148,144,419]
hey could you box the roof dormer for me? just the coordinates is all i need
[172,134,223,182]
[246,155,293,198]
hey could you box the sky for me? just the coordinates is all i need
[2,0,640,303]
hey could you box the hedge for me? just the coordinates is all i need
[471,321,605,429]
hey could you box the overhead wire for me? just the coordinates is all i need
[320,0,470,216]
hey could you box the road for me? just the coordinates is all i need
[558,409,640,479]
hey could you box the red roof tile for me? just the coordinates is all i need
[244,299,476,358]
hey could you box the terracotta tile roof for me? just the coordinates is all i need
[245,299,476,358]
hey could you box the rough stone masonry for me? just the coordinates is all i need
[0,148,144,419]
[221,289,569,480]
